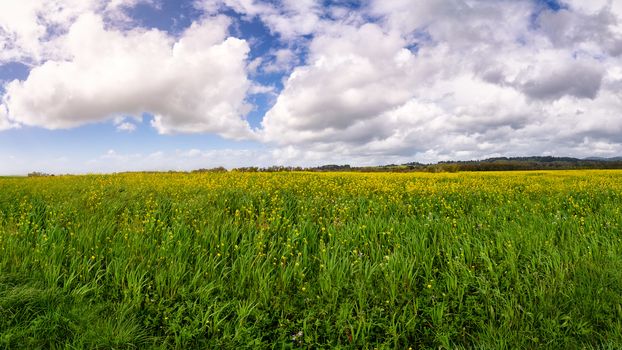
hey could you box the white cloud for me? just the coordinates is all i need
[248,83,275,95]
[537,4,622,56]
[116,122,137,132]
[197,0,323,39]
[3,0,622,169]
[193,0,222,14]
[261,23,418,144]
[0,103,17,130]
[257,0,622,162]
[105,0,157,22]
[2,13,255,139]
[247,57,262,74]
[262,48,297,73]
[0,0,90,63]
[508,53,606,100]
[0,0,157,64]
[107,0,152,10]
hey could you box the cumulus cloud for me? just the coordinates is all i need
[196,0,323,39]
[0,0,157,64]
[538,2,622,56]
[4,0,622,169]
[261,23,418,144]
[0,0,89,63]
[1,13,255,138]
[0,103,16,130]
[256,0,622,162]
[262,48,297,73]
[519,62,604,100]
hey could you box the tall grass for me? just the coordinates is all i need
[1,170,621,348]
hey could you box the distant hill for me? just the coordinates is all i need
[228,156,622,173]
[584,157,622,161]
[422,156,622,172]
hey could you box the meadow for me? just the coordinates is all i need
[0,170,621,349]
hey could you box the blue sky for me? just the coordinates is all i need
[1,0,622,174]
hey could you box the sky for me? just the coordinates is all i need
[1,0,622,174]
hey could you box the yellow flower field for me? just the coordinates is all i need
[1,170,621,348]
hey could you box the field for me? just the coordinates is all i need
[1,170,621,349]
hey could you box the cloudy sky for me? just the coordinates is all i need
[1,0,621,174]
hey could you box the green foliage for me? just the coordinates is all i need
[0,171,621,348]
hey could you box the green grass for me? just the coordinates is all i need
[0,171,621,349]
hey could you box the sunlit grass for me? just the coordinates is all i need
[1,170,621,348]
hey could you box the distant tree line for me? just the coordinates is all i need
[97,156,622,175]
[427,157,622,172]
[221,157,622,173]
